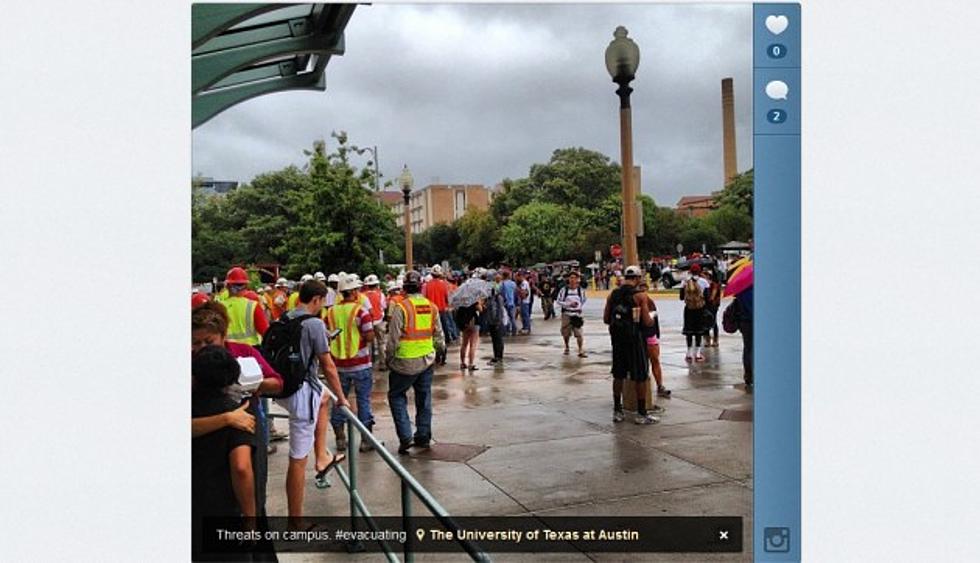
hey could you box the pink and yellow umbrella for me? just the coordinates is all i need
[724,262,753,297]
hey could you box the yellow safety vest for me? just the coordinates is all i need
[326,301,363,360]
[394,295,436,359]
[224,296,261,345]
[286,292,299,311]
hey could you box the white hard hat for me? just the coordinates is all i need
[300,274,314,282]
[192,288,200,294]
[387,280,402,291]
[625,265,643,277]
[276,277,288,287]
[430,264,443,275]
[364,274,380,285]
[314,271,326,281]
[327,273,340,283]
[338,273,363,292]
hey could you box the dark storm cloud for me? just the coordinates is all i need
[192,3,752,207]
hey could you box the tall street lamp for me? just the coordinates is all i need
[605,26,640,266]
[352,144,381,191]
[398,164,415,270]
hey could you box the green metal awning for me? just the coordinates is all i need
[192,3,357,128]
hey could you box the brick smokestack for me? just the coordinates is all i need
[721,77,737,186]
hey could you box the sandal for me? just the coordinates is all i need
[468,365,479,371]
[577,351,588,358]
[460,363,468,370]
[315,451,346,482]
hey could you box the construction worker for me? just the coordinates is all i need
[218,267,269,345]
[385,270,446,454]
[326,274,377,453]
[287,274,313,311]
[325,273,341,308]
[266,278,289,321]
[362,274,387,368]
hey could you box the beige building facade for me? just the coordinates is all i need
[385,184,495,233]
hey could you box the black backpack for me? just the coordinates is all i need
[260,313,316,399]
[609,287,636,334]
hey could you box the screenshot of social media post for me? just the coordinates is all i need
[190,2,800,561]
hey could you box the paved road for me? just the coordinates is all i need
[270,294,753,562]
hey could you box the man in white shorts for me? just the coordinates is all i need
[558,271,588,357]
[277,280,349,527]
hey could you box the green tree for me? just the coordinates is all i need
[495,202,587,264]
[528,147,622,209]
[281,132,400,277]
[679,218,724,254]
[489,177,539,223]
[704,205,753,242]
[714,169,754,217]
[457,208,502,266]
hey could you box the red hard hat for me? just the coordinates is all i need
[191,293,210,309]
[225,266,249,285]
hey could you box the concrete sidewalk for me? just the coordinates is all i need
[269,296,753,562]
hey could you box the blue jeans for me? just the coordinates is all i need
[520,302,532,332]
[387,366,433,444]
[330,367,375,428]
[439,311,459,342]
[505,304,517,335]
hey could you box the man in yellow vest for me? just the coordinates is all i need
[287,274,313,312]
[326,274,377,452]
[385,270,446,454]
[219,267,269,345]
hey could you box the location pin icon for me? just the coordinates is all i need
[416,529,425,542]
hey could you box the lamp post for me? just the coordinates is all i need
[398,164,414,270]
[605,26,640,267]
[353,145,381,191]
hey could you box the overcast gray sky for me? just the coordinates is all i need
[192,3,752,207]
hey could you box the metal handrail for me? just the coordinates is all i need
[269,385,492,562]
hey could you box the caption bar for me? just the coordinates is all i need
[201,516,742,554]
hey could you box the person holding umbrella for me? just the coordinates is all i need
[724,260,754,387]
[449,275,492,371]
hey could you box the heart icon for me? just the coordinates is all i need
[765,15,789,35]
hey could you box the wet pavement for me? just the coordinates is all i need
[269,293,753,562]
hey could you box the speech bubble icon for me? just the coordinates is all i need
[765,80,789,100]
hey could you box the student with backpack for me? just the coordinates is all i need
[558,271,588,358]
[603,266,661,425]
[263,279,348,529]
[680,263,711,362]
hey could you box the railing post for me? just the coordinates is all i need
[346,417,364,552]
[402,479,414,563]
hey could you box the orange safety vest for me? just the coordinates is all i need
[364,289,384,322]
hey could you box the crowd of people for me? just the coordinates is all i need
[189,257,753,558]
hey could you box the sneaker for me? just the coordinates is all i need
[267,443,278,455]
[563,348,570,355]
[634,413,661,425]
[397,440,413,454]
[269,428,288,442]
[695,354,705,362]
[657,387,672,398]
[649,404,666,415]
[685,355,693,363]
[359,440,375,453]
[613,410,625,423]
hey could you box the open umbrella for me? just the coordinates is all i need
[726,256,752,279]
[724,262,753,297]
[449,278,491,308]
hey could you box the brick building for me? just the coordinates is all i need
[379,184,495,233]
